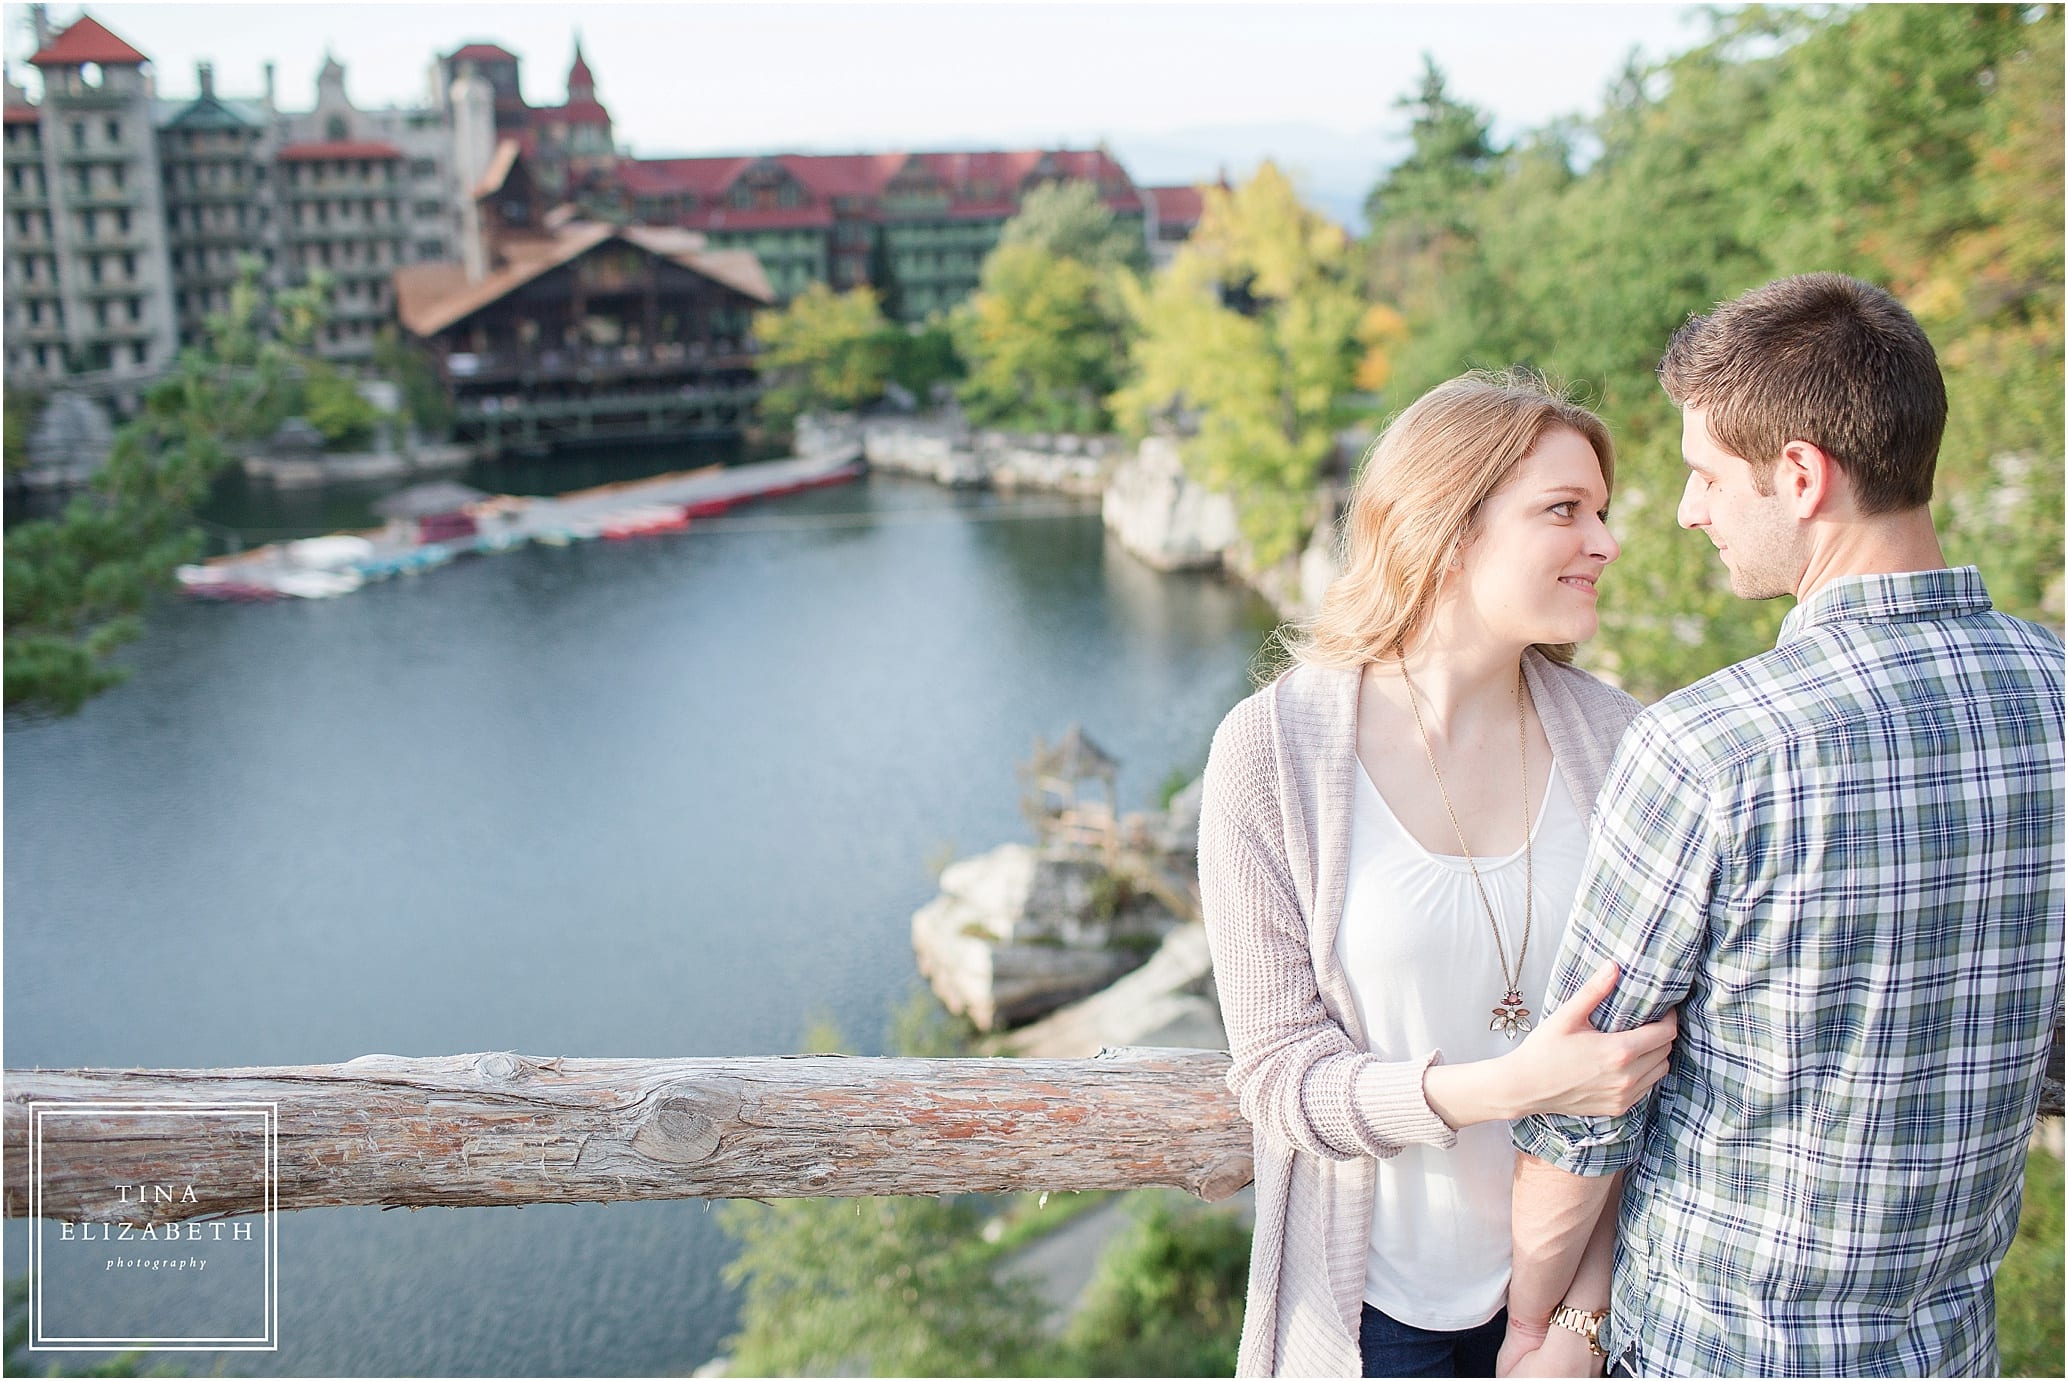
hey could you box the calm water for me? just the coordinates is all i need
[3,454,1276,1375]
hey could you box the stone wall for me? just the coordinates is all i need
[796,412,1119,495]
[796,411,1349,620]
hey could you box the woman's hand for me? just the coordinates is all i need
[1503,961,1676,1120]
[1499,1324,1604,1377]
[1496,1317,1549,1377]
[1421,961,1676,1129]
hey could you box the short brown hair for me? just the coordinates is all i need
[1291,369,1614,670]
[1657,273,1945,513]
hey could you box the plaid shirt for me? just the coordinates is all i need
[1514,567,2064,1377]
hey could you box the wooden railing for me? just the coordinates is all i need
[7,1035,2060,1227]
[3,1048,1250,1225]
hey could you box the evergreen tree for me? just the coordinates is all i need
[5,265,328,717]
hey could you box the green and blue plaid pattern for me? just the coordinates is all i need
[1514,567,2064,1377]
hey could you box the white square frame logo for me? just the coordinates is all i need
[29,1101,278,1352]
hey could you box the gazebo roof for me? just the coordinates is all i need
[1030,724,1119,783]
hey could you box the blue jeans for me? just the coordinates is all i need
[1359,1303,1508,1378]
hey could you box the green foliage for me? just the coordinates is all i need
[955,243,1126,433]
[752,283,895,431]
[1998,1141,2064,1378]
[4,1274,175,1376]
[373,326,456,441]
[1000,179,1150,275]
[885,985,976,1058]
[1114,163,1364,564]
[883,318,966,402]
[1364,54,1499,244]
[720,1193,1048,1377]
[1059,1192,1250,1377]
[954,181,1149,434]
[300,361,381,451]
[4,385,44,476]
[1363,5,2064,697]
[5,263,329,717]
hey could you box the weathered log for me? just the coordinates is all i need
[3,1048,1252,1225]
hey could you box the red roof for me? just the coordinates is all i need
[30,14,148,67]
[539,97,611,127]
[568,45,594,90]
[621,148,1139,208]
[619,156,755,198]
[4,104,40,125]
[448,42,518,64]
[277,140,404,162]
[1145,185,1205,223]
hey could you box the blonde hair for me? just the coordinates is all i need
[1287,369,1615,672]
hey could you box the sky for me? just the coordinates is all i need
[3,2,1713,224]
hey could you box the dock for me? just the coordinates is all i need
[177,446,866,601]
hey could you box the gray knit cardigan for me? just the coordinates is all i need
[1198,649,1642,1378]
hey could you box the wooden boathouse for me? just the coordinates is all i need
[393,143,774,455]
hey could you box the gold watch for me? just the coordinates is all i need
[1549,1303,1609,1358]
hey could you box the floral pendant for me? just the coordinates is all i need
[1490,990,1533,1038]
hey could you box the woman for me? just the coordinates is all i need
[1199,372,1675,1379]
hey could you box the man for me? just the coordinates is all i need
[1501,273,2064,1377]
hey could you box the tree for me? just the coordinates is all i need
[373,326,456,441]
[717,1006,1046,1377]
[954,243,1125,433]
[300,361,382,450]
[4,264,326,717]
[953,181,1144,433]
[721,1193,1049,1377]
[1060,1193,1250,1378]
[750,283,894,431]
[4,385,43,477]
[1113,162,1365,564]
[998,178,1149,274]
[1365,56,1499,227]
[1349,3,2062,698]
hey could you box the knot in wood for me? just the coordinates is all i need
[474,1052,524,1083]
[1195,1152,1254,1203]
[631,1089,738,1165]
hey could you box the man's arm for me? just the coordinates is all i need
[1499,1169,1620,1377]
[1506,1157,1619,1344]
[1504,715,1724,1362]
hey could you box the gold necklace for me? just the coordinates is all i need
[1397,660,1535,1038]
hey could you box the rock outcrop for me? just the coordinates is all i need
[797,413,1119,495]
[1099,435,1241,572]
[911,843,1182,1031]
[998,922,1224,1059]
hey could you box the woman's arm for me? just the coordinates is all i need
[1424,970,1677,1129]
[1198,724,1459,1160]
[1199,714,1676,1158]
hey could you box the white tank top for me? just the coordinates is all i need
[1335,756,1589,1330]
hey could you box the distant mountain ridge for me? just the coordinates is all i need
[1110,123,1406,234]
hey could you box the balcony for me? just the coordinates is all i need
[443,341,755,388]
[286,221,404,243]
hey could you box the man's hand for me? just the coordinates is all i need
[1496,1316,1549,1376]
[1501,1321,1603,1377]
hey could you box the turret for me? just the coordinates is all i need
[566,36,593,103]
